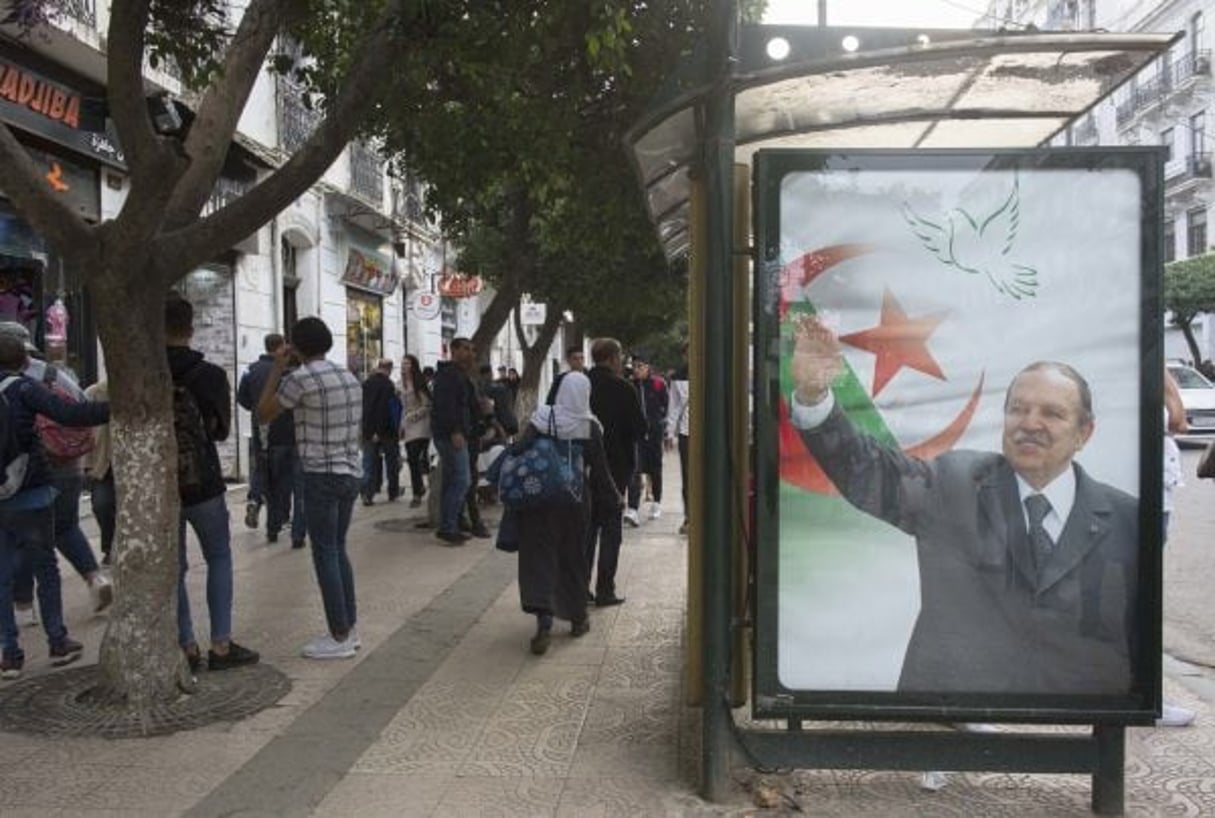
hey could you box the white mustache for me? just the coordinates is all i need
[1013,432,1051,447]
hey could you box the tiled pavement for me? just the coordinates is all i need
[0,462,1212,816]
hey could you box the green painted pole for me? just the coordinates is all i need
[700,0,737,803]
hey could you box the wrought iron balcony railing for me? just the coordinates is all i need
[277,80,319,154]
[348,141,383,207]
[60,0,95,27]
[1173,50,1211,86]
[1168,153,1213,188]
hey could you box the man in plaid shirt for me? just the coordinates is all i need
[257,317,363,660]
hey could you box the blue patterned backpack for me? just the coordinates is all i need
[489,414,584,510]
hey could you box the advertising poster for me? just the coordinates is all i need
[753,150,1162,719]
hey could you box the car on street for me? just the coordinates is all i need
[1167,363,1215,446]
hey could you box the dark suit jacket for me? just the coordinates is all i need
[588,365,647,490]
[799,404,1139,695]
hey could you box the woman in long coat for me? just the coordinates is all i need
[514,372,619,655]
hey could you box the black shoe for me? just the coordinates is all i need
[571,618,590,637]
[595,593,626,607]
[436,530,469,545]
[587,590,596,604]
[388,490,401,502]
[470,524,491,539]
[49,638,84,667]
[208,641,260,671]
[183,644,203,673]
[266,530,279,544]
[530,627,551,655]
[244,503,260,529]
[362,496,374,507]
[292,538,307,549]
[458,518,472,532]
[101,551,112,567]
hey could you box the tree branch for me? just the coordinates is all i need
[0,123,94,254]
[163,1,411,275]
[162,0,285,230]
[106,0,167,177]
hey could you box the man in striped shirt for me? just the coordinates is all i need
[257,317,363,660]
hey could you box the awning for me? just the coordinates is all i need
[626,25,1179,259]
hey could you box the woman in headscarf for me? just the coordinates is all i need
[514,371,619,655]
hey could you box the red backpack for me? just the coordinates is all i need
[34,365,96,462]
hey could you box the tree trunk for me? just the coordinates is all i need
[92,266,190,713]
[470,275,522,366]
[1179,318,1205,367]
[515,309,563,423]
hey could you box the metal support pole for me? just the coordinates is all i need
[1092,726,1125,816]
[700,0,738,804]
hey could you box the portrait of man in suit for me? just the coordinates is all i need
[787,313,1139,695]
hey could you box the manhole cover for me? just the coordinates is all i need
[0,662,291,738]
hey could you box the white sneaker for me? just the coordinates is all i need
[623,508,640,527]
[88,574,114,612]
[301,634,357,660]
[349,630,362,651]
[1157,702,1196,728]
[919,771,949,791]
[14,605,37,628]
[649,502,662,520]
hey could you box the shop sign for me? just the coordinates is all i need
[0,55,125,168]
[409,290,441,320]
[437,271,483,298]
[520,302,546,325]
[12,146,100,221]
[340,247,399,296]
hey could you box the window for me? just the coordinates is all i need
[1191,110,1206,157]
[1191,11,1205,54]
[1164,220,1176,263]
[281,237,299,335]
[1162,127,1174,161]
[1187,207,1207,256]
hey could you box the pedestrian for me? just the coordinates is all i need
[1159,368,1196,727]
[236,336,280,532]
[400,354,431,509]
[257,317,363,659]
[586,337,646,606]
[166,295,260,672]
[430,338,476,544]
[512,372,619,654]
[0,322,112,621]
[360,358,402,506]
[624,354,668,525]
[237,333,306,546]
[0,334,109,680]
[665,345,690,535]
[83,378,115,565]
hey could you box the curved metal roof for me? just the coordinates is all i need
[626,25,1178,258]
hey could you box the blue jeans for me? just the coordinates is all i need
[247,436,266,507]
[178,494,234,648]
[302,472,360,639]
[12,473,100,606]
[361,439,401,500]
[433,437,471,535]
[0,502,69,660]
[266,445,306,541]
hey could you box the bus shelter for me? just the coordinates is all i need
[625,13,1175,815]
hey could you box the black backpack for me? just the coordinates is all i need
[0,375,30,500]
[172,366,219,499]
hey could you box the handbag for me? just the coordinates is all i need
[1197,441,1215,479]
[489,415,584,510]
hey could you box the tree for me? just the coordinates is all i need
[0,0,651,718]
[1164,255,1215,366]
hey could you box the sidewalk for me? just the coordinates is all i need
[0,466,1211,816]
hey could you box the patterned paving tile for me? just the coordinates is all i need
[431,775,565,817]
[311,771,450,817]
[581,689,679,746]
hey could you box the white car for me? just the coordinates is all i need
[1167,363,1215,446]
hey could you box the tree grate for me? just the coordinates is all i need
[0,663,291,738]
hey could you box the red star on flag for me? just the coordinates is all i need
[840,288,948,397]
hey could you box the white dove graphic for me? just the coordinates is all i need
[901,176,1039,300]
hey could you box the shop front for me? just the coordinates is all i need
[341,232,397,378]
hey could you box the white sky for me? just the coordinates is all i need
[763,0,982,29]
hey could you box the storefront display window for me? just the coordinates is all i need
[347,288,382,379]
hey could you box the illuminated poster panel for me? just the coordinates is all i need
[752,150,1162,722]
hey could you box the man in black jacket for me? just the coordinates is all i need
[430,338,476,544]
[237,333,304,545]
[586,337,646,606]
[0,335,108,679]
[360,359,401,506]
[167,295,259,673]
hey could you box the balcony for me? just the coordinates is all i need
[276,79,319,154]
[1168,153,1213,190]
[59,0,96,27]
[1074,114,1097,143]
[1115,97,1135,128]
[1172,50,1211,87]
[348,141,383,207]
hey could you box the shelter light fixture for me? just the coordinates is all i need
[766,36,791,61]
[917,33,931,46]
[841,34,860,52]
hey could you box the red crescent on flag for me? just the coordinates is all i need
[778,246,987,494]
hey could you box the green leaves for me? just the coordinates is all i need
[1165,254,1215,323]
